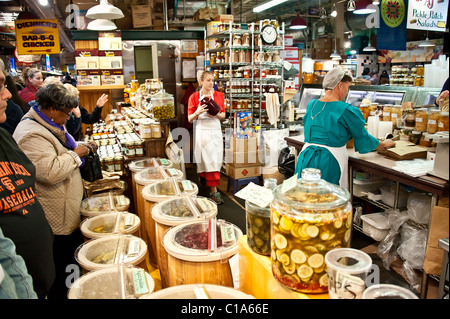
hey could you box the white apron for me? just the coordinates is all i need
[300,142,349,189]
[193,91,223,173]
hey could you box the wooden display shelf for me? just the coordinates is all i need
[238,235,328,299]
[77,85,127,91]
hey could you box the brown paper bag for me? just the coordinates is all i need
[423,206,449,275]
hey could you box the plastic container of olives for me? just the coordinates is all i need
[246,201,271,256]
[150,90,175,120]
[270,168,352,294]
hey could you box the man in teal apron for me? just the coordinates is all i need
[295,67,396,188]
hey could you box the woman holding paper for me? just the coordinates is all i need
[294,67,395,188]
[188,71,226,205]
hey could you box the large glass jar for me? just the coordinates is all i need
[428,109,441,134]
[438,112,449,131]
[415,108,428,132]
[391,105,403,127]
[270,168,352,294]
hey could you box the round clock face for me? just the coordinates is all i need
[261,25,277,44]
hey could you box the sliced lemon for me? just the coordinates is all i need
[297,265,313,280]
[319,274,328,287]
[333,219,343,229]
[344,229,351,244]
[320,231,331,241]
[290,249,307,264]
[345,215,352,228]
[308,253,324,268]
[279,253,290,265]
[279,216,294,232]
[283,261,296,274]
[274,233,287,250]
[306,225,319,238]
[272,211,280,225]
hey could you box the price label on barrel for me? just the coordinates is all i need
[133,269,149,295]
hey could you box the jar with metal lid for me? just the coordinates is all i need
[391,105,403,127]
[113,155,124,172]
[415,108,428,132]
[224,50,230,64]
[382,105,392,122]
[152,122,162,138]
[124,141,136,158]
[242,33,250,46]
[270,168,352,293]
[416,65,424,76]
[438,112,449,131]
[210,53,216,65]
[231,49,239,63]
[368,103,378,117]
[245,49,251,63]
[134,140,144,157]
[414,76,422,87]
[427,109,441,133]
[105,157,115,172]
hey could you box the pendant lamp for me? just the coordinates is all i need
[363,28,376,51]
[419,31,435,47]
[87,19,117,31]
[330,36,341,60]
[86,0,124,20]
[347,0,356,11]
[354,0,377,14]
[372,0,380,5]
[330,3,337,17]
[290,1,307,29]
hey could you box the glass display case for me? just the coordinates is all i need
[346,89,405,107]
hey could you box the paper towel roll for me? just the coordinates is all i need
[367,116,379,139]
[378,121,393,140]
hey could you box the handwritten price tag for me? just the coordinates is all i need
[235,182,274,208]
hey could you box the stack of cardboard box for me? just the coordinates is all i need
[224,137,263,180]
[311,37,340,60]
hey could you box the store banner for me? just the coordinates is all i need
[14,19,60,55]
[407,0,448,32]
[377,0,408,51]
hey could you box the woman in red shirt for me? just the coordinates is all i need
[188,71,226,204]
[19,67,43,103]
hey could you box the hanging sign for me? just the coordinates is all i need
[406,0,448,32]
[14,19,60,55]
[377,0,408,51]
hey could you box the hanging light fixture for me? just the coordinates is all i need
[87,19,117,31]
[419,31,435,47]
[354,0,377,14]
[86,0,124,20]
[319,0,327,19]
[290,1,307,29]
[347,0,356,11]
[372,0,380,5]
[330,36,341,60]
[363,29,376,51]
[330,3,337,17]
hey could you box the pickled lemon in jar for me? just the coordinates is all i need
[270,168,352,294]
[438,112,449,131]
[428,109,441,134]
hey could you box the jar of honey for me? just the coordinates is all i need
[303,73,313,84]
[415,108,428,132]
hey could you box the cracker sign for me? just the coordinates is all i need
[14,19,61,55]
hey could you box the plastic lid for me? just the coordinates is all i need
[151,195,218,227]
[324,248,372,275]
[362,284,418,299]
[152,89,173,99]
[75,234,147,271]
[80,212,141,239]
[128,158,174,172]
[139,284,254,299]
[80,193,131,217]
[163,219,243,262]
[135,167,183,185]
[68,265,155,299]
[273,168,350,212]
[142,179,198,202]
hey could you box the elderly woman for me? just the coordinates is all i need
[13,83,91,299]
[19,67,43,103]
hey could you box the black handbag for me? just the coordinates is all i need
[278,147,295,179]
[79,145,103,182]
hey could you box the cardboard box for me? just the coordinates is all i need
[206,21,221,36]
[98,32,122,51]
[77,75,101,86]
[225,164,261,179]
[214,14,233,23]
[312,48,332,60]
[75,56,99,69]
[132,5,153,28]
[101,75,124,86]
[313,37,333,50]
[152,19,164,30]
[225,149,262,167]
[99,56,123,69]
[229,137,258,152]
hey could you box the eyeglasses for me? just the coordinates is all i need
[60,109,71,119]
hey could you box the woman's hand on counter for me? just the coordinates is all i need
[376,139,396,150]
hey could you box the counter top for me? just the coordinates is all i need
[285,135,449,196]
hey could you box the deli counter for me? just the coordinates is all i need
[293,84,442,121]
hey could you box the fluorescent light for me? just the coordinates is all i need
[87,19,117,31]
[253,0,288,13]
[86,0,124,20]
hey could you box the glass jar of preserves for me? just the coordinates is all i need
[382,105,392,122]
[245,49,252,63]
[232,34,241,46]
[416,65,424,76]
[428,109,441,134]
[391,105,403,127]
[438,112,449,132]
[242,33,250,46]
[239,49,246,63]
[403,109,416,128]
[303,73,313,84]
[414,76,421,87]
[224,50,230,63]
[415,108,428,132]
[246,200,271,255]
[113,155,124,172]
[134,140,144,157]
[271,168,352,293]
[105,157,115,172]
[359,104,369,122]
[231,49,239,63]
[210,53,216,65]
[368,103,378,117]
[124,141,136,158]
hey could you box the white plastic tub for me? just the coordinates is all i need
[80,212,141,240]
[140,284,254,299]
[360,213,390,241]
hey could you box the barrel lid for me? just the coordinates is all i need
[135,167,183,186]
[80,212,140,239]
[68,265,155,299]
[142,179,198,202]
[129,157,174,172]
[80,194,131,217]
[75,234,147,271]
[139,284,254,299]
[162,219,242,262]
[151,195,217,227]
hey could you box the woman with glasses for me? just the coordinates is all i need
[12,83,91,299]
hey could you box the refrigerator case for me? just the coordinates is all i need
[346,89,404,107]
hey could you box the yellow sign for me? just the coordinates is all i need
[14,19,60,55]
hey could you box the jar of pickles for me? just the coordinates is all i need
[428,109,441,134]
[246,200,271,256]
[270,168,352,293]
[415,108,428,132]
